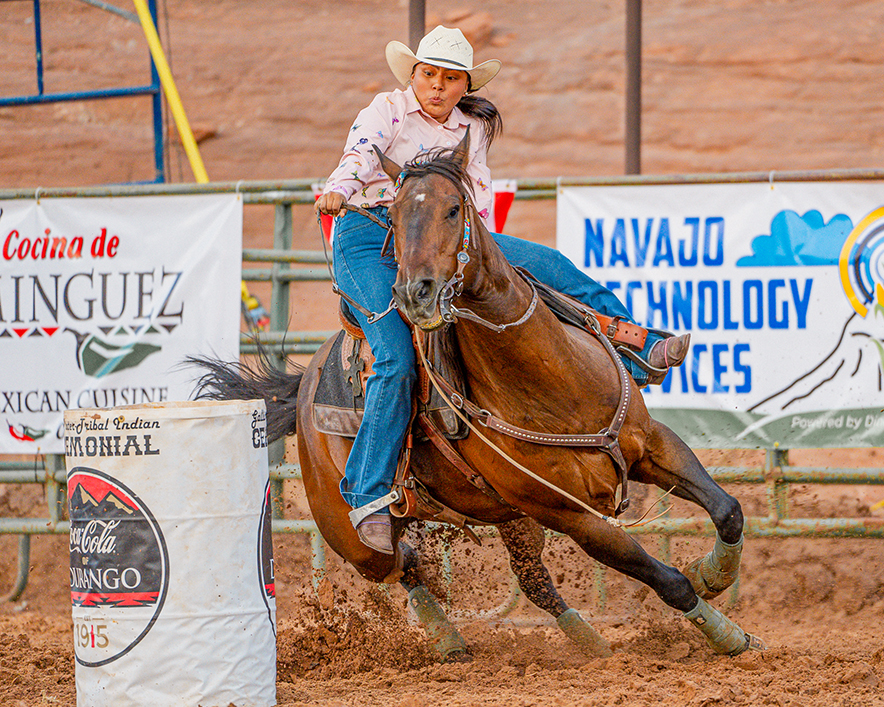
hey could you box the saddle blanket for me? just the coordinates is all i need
[312,330,465,439]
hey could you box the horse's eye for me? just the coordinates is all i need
[447,205,460,219]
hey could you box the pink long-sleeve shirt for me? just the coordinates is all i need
[322,86,494,225]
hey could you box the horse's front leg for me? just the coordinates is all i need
[497,517,612,658]
[632,421,745,600]
[540,507,764,656]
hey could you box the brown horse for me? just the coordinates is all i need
[191,134,764,660]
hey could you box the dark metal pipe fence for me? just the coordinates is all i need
[2,0,165,182]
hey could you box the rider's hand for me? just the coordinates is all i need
[315,192,345,216]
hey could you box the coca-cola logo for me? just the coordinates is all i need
[70,519,120,555]
[68,467,169,666]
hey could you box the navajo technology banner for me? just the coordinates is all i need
[0,194,242,454]
[557,181,884,449]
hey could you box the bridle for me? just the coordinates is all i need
[320,172,538,334]
[432,203,540,333]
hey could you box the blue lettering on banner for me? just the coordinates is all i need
[704,218,725,266]
[673,281,692,329]
[656,342,753,394]
[653,218,674,267]
[600,279,813,332]
[681,218,700,266]
[698,281,718,330]
[596,280,811,398]
[579,215,820,399]
[734,343,751,393]
[585,216,726,268]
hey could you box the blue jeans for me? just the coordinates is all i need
[332,208,660,511]
[492,232,662,374]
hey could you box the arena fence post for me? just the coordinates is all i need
[44,454,65,524]
[267,202,294,520]
[2,535,31,602]
[765,448,790,523]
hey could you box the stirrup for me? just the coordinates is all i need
[347,488,403,529]
[616,346,668,384]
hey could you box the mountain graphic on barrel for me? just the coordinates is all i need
[68,468,169,609]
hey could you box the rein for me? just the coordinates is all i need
[317,204,400,324]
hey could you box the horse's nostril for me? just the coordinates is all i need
[415,280,430,300]
[394,278,438,314]
[413,278,435,304]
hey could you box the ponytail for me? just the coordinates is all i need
[456,94,503,147]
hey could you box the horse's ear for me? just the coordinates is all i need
[453,126,471,169]
[373,144,401,183]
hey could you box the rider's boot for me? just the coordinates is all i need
[356,513,394,554]
[646,333,691,384]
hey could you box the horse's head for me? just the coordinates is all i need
[374,130,477,331]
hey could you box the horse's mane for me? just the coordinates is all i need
[401,146,476,201]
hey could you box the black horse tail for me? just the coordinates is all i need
[186,350,305,443]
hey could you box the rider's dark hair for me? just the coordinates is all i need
[457,93,503,147]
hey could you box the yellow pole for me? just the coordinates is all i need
[133,1,268,328]
[132,0,209,183]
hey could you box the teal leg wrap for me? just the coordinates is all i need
[684,596,765,656]
[407,585,468,660]
[683,533,743,600]
[556,608,613,658]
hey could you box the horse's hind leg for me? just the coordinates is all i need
[497,517,612,658]
[398,542,471,662]
[632,421,745,599]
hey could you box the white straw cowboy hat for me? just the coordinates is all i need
[386,25,501,92]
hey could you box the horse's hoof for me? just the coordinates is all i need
[441,648,474,664]
[745,634,767,653]
[685,598,764,656]
[724,632,768,657]
[556,608,614,658]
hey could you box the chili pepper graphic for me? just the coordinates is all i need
[7,420,48,442]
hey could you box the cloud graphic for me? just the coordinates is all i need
[737,210,853,266]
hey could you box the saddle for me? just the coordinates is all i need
[312,302,468,441]
[312,287,655,541]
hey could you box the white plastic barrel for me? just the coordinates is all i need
[64,400,276,707]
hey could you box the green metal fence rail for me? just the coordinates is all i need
[2,173,883,606]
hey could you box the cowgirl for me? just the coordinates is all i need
[316,26,689,554]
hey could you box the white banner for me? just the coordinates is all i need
[557,181,884,448]
[0,194,242,454]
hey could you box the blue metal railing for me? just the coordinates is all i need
[0,0,165,182]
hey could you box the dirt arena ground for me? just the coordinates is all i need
[2,1,884,705]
